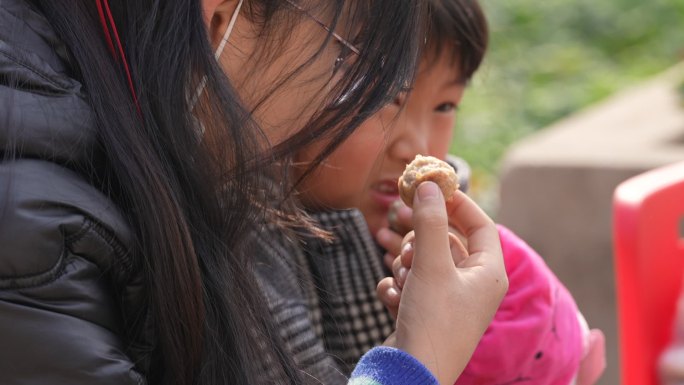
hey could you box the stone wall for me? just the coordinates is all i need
[497,63,684,385]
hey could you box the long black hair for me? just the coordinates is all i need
[25,1,425,385]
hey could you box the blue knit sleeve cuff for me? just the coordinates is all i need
[349,347,438,385]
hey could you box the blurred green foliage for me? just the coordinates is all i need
[452,0,684,204]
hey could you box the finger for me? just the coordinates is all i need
[383,252,395,271]
[376,277,401,319]
[445,190,501,269]
[392,252,410,289]
[399,233,415,269]
[388,200,413,236]
[376,227,405,257]
[395,202,413,233]
[577,329,606,385]
[449,226,469,249]
[382,331,397,347]
[660,344,684,383]
[410,182,453,274]
[448,232,468,266]
[401,231,466,268]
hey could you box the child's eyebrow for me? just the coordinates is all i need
[441,78,467,89]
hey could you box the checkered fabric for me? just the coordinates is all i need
[254,209,394,384]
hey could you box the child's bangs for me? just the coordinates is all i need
[425,0,489,82]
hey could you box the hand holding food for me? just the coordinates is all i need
[380,180,508,385]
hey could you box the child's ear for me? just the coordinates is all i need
[205,0,241,48]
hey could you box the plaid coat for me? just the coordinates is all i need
[254,209,394,384]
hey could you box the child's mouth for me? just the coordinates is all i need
[370,179,400,209]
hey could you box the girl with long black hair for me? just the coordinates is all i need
[0,1,507,384]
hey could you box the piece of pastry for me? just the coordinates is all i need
[398,155,460,207]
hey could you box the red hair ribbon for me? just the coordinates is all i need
[95,0,141,114]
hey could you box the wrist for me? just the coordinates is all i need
[351,346,439,385]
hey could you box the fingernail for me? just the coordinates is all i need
[397,267,408,287]
[384,253,395,268]
[391,199,404,211]
[401,242,413,256]
[416,182,439,202]
[387,287,400,299]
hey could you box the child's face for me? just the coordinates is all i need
[296,54,465,235]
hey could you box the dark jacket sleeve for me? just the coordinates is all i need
[0,159,145,385]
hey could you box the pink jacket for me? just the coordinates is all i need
[455,225,584,385]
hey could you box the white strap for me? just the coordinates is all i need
[190,0,244,112]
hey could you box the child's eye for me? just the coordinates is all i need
[435,103,458,113]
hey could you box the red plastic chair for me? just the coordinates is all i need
[613,161,684,385]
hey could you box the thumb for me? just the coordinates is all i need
[410,182,453,274]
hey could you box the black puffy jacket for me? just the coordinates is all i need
[0,1,147,383]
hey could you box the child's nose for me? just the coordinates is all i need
[391,120,429,164]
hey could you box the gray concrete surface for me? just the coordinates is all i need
[497,63,684,385]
